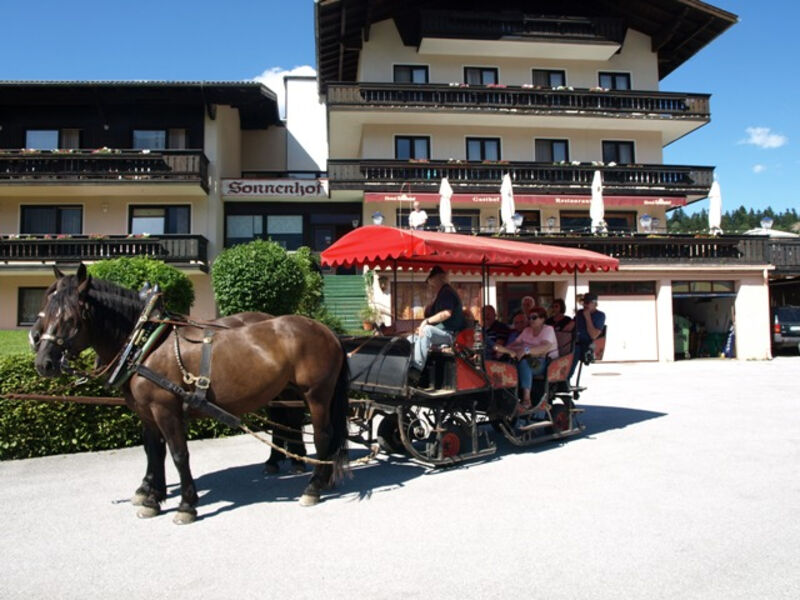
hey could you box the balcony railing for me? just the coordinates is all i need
[0,235,208,270]
[328,159,714,196]
[516,234,770,265]
[327,83,710,119]
[420,10,625,44]
[0,150,209,192]
[767,239,800,272]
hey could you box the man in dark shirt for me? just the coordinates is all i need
[570,292,606,380]
[482,304,510,360]
[409,265,465,378]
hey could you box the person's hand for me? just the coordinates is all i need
[515,349,527,360]
[418,319,429,335]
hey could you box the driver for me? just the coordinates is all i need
[408,265,465,386]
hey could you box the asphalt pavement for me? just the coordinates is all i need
[1,357,799,600]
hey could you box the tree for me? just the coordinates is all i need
[211,239,305,316]
[87,257,194,313]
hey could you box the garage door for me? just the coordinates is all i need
[595,295,658,361]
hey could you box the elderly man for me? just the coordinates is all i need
[409,265,465,385]
[408,200,428,230]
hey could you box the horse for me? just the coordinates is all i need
[34,264,349,523]
[29,282,308,478]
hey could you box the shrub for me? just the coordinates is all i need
[211,239,305,316]
[292,247,345,334]
[87,257,194,314]
[0,353,236,460]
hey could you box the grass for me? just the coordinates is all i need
[0,330,31,357]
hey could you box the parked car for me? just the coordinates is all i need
[772,306,800,354]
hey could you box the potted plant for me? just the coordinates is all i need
[359,304,381,331]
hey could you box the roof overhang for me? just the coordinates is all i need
[316,0,738,92]
[0,81,280,129]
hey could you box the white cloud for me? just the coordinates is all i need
[753,164,766,174]
[740,126,788,149]
[253,65,316,119]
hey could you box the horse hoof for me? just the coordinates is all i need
[173,511,197,525]
[131,492,147,506]
[299,493,320,507]
[136,505,161,519]
[263,462,280,475]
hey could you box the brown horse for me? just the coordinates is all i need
[34,265,349,523]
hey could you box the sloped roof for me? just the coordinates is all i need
[316,0,737,91]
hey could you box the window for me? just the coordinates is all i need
[394,65,429,83]
[167,128,187,149]
[25,130,58,149]
[18,288,47,326]
[559,211,636,233]
[267,215,303,250]
[599,72,631,90]
[535,139,569,162]
[395,209,479,232]
[21,206,82,234]
[602,141,635,164]
[133,130,167,150]
[515,210,541,233]
[129,206,190,235]
[395,136,430,160]
[466,137,500,161]
[589,281,657,296]
[672,281,736,295]
[532,69,566,87]
[464,67,498,85]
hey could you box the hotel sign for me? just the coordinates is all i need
[222,178,329,198]
[365,192,686,208]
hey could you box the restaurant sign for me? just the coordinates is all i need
[365,192,686,208]
[222,178,329,198]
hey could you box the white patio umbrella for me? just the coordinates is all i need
[438,177,455,232]
[708,180,723,234]
[590,170,605,233]
[500,173,516,234]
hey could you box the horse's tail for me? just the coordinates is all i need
[328,338,350,484]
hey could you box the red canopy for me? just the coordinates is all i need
[320,226,618,275]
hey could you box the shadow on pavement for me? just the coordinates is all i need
[580,404,667,437]
[170,405,665,519]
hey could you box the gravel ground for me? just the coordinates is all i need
[1,357,799,600]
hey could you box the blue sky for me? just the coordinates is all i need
[2,0,796,213]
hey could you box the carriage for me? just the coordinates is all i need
[321,226,618,467]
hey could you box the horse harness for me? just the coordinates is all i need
[105,289,241,429]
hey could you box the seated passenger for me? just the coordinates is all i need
[505,310,527,347]
[482,305,511,360]
[545,298,575,356]
[408,265,465,385]
[521,295,537,317]
[494,306,558,412]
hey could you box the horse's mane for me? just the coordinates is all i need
[46,275,146,349]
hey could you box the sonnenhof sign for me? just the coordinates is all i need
[222,178,329,198]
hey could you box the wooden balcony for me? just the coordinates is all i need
[0,150,209,192]
[327,83,709,121]
[327,159,714,197]
[420,10,625,45]
[0,235,208,271]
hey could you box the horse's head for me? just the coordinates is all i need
[28,277,59,352]
[34,264,93,377]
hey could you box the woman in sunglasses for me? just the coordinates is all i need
[494,306,558,412]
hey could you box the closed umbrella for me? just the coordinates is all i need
[708,180,723,234]
[500,173,516,234]
[590,170,605,233]
[438,177,455,232]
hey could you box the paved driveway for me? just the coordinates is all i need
[2,358,799,600]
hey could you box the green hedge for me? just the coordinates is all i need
[0,352,236,461]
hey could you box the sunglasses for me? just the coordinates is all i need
[529,315,541,321]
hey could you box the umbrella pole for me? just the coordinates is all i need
[392,259,398,326]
